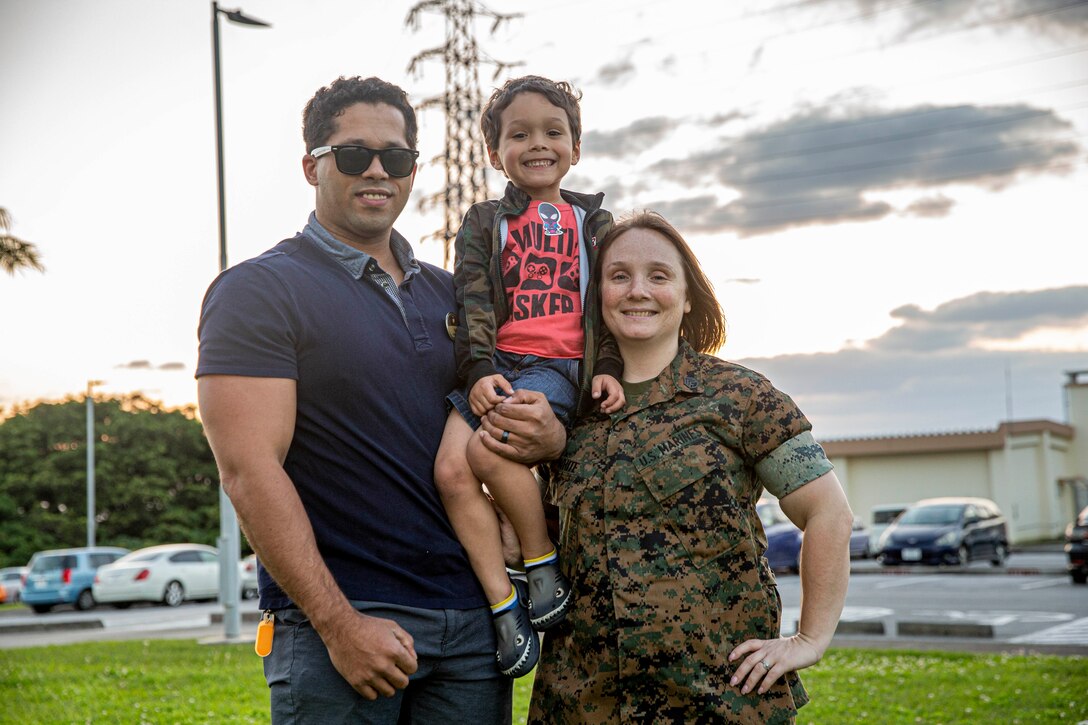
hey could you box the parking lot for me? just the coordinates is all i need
[1,546,1082,654]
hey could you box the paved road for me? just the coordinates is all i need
[1,549,1081,653]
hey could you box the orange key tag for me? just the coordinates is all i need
[255,610,274,657]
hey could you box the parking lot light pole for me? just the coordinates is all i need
[86,379,104,548]
[212,1,270,641]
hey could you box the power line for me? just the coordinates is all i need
[406,1,521,268]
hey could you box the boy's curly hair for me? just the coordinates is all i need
[480,75,582,151]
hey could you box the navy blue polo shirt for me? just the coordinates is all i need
[197,229,482,610]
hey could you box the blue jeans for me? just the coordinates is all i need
[264,602,511,724]
[447,350,580,429]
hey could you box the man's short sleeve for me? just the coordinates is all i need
[196,263,300,380]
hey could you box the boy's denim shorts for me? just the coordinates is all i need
[447,350,580,429]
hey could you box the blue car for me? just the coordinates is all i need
[758,500,802,573]
[22,546,129,613]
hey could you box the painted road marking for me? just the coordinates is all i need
[1009,616,1088,645]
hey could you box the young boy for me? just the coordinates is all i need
[434,76,625,678]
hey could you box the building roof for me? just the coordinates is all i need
[821,419,1074,458]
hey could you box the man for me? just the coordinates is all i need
[197,76,563,724]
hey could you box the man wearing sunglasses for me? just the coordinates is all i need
[196,76,564,724]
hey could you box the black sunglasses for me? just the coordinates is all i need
[310,145,419,178]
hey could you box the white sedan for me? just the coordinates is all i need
[93,544,221,607]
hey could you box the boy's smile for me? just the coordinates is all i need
[489,91,580,204]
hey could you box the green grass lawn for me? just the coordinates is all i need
[1,640,1084,723]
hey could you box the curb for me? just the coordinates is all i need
[0,618,104,633]
[849,565,1067,577]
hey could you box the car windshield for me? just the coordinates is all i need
[1,572,21,581]
[898,505,963,526]
[872,509,905,525]
[116,551,164,564]
[757,504,788,528]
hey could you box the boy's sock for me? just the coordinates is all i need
[524,548,558,570]
[490,584,519,615]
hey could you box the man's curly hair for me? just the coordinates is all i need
[302,76,418,151]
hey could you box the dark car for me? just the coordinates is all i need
[757,499,802,573]
[849,518,870,559]
[1066,505,1088,585]
[878,497,1008,567]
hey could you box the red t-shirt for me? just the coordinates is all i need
[495,200,583,359]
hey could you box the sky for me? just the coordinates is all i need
[2,0,1086,439]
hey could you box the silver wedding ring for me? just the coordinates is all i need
[501,430,510,444]
[762,659,771,671]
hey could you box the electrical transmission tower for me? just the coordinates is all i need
[406,0,521,268]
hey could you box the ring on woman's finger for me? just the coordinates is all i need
[761,659,772,671]
[501,430,510,444]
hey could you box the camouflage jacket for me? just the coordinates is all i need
[452,182,621,416]
[530,340,834,724]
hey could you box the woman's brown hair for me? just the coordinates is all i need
[598,211,726,354]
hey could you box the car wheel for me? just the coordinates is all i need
[990,542,1008,567]
[163,581,185,608]
[242,587,258,600]
[31,604,53,614]
[74,588,96,611]
[1073,570,1088,585]
[958,544,970,566]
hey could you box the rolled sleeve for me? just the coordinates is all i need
[755,431,833,499]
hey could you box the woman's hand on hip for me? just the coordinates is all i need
[727,633,823,695]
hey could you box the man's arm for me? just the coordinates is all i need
[198,375,417,699]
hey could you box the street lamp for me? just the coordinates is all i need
[211,1,270,641]
[86,379,105,548]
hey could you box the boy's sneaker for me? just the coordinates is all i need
[526,562,571,631]
[492,597,538,678]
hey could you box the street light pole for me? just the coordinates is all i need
[211,1,270,641]
[86,379,104,548]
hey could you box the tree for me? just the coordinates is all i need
[0,394,221,567]
[0,207,44,275]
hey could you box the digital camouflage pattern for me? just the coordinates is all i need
[529,340,834,724]
[451,182,621,415]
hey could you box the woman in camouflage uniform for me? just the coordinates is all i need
[527,211,854,724]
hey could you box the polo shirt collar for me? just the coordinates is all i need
[302,212,421,281]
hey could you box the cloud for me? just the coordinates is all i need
[595,57,636,86]
[902,194,955,218]
[582,116,682,158]
[732,286,1088,437]
[817,0,1088,39]
[873,286,1088,352]
[116,360,152,370]
[638,101,1080,235]
[113,360,186,371]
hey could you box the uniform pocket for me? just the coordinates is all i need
[634,429,750,568]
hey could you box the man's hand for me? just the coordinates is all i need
[321,610,419,700]
[468,374,514,417]
[478,389,566,463]
[591,374,625,414]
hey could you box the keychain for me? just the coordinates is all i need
[255,610,274,657]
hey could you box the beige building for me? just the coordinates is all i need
[823,371,1088,545]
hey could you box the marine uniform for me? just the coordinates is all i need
[529,340,834,724]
